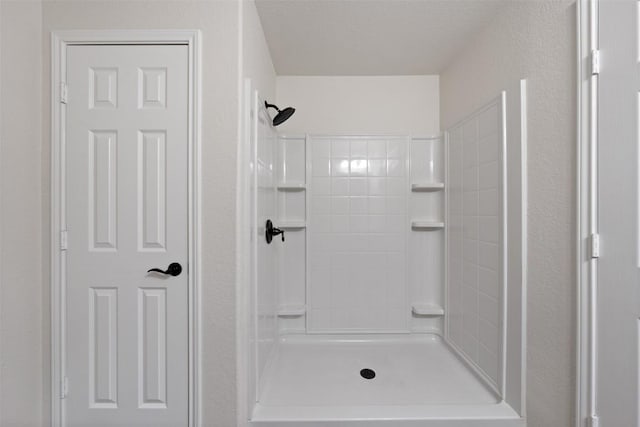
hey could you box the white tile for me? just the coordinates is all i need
[313,178,331,195]
[311,214,332,233]
[463,165,478,191]
[478,216,499,243]
[311,140,330,158]
[368,178,386,196]
[479,293,500,327]
[331,140,350,157]
[478,266,499,299]
[331,215,350,233]
[463,216,478,240]
[478,189,499,216]
[387,159,404,177]
[331,178,350,196]
[349,197,368,215]
[478,134,499,164]
[386,197,405,214]
[387,178,405,196]
[312,157,331,177]
[330,197,349,215]
[387,140,406,158]
[349,215,369,233]
[463,191,478,215]
[368,197,386,214]
[368,215,386,232]
[368,140,386,158]
[478,241,499,271]
[368,159,387,177]
[479,161,499,190]
[331,158,350,176]
[350,140,367,157]
[349,178,367,196]
[312,196,331,214]
[350,159,368,176]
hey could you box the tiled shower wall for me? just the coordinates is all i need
[447,96,505,391]
[307,136,410,333]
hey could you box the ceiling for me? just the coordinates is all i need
[255,0,508,76]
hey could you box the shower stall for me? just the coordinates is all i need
[241,81,526,426]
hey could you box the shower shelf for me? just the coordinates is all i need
[411,182,445,191]
[277,182,306,191]
[412,304,444,316]
[277,305,306,317]
[411,220,445,230]
[278,220,306,229]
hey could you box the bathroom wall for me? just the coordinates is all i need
[275,75,440,135]
[0,2,44,426]
[38,1,275,426]
[440,3,576,426]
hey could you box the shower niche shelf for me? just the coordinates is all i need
[411,182,444,191]
[277,305,306,317]
[411,220,444,230]
[278,220,306,229]
[277,181,306,191]
[411,304,444,316]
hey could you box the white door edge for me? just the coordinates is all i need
[576,0,599,426]
[50,29,202,427]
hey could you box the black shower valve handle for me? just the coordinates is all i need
[273,227,285,242]
[265,219,285,244]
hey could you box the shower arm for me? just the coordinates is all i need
[264,102,281,112]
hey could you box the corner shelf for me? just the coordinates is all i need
[411,220,444,230]
[411,182,445,192]
[412,304,444,316]
[278,220,307,229]
[277,305,306,317]
[277,182,306,191]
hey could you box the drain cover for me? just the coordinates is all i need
[360,368,376,380]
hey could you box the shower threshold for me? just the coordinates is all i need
[250,334,524,426]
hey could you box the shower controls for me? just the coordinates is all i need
[147,262,182,277]
[265,219,285,244]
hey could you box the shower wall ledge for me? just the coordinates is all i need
[251,401,523,426]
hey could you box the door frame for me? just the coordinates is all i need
[50,30,202,427]
[576,0,598,426]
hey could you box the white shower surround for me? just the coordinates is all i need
[247,85,525,425]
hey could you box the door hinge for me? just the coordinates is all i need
[587,415,599,427]
[60,82,68,104]
[60,377,68,399]
[60,230,68,251]
[591,50,601,75]
[590,233,601,259]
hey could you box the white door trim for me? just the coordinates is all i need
[576,1,598,426]
[50,30,202,427]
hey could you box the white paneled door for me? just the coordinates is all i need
[65,45,189,427]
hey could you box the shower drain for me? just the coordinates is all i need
[360,368,376,380]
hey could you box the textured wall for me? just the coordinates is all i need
[440,3,576,426]
[276,75,440,136]
[0,2,44,426]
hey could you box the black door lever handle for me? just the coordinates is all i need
[147,262,182,277]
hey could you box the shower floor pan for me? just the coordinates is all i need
[250,334,524,427]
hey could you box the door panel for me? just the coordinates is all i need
[597,1,640,425]
[65,45,189,427]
